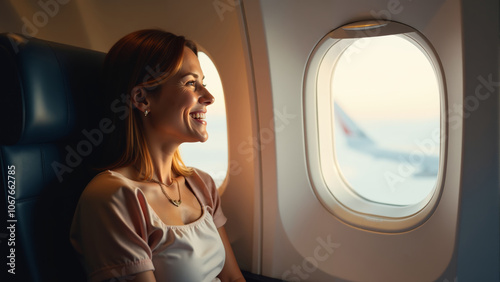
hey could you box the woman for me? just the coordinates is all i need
[70,29,245,282]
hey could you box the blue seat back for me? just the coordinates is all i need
[0,33,106,282]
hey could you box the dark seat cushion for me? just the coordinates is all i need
[0,33,106,282]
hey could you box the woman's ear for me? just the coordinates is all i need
[130,86,150,113]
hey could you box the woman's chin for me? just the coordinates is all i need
[184,133,208,143]
[198,134,209,143]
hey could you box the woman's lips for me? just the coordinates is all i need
[190,112,207,124]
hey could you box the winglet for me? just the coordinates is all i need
[334,102,375,146]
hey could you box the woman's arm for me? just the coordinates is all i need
[217,227,246,282]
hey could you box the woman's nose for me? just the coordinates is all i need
[199,88,215,105]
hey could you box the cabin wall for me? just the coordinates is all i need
[457,0,499,280]
[241,0,499,281]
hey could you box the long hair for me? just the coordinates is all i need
[102,29,196,180]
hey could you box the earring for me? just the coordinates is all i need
[144,110,149,117]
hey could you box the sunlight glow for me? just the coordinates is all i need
[332,36,439,121]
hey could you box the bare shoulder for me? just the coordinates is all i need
[80,170,138,202]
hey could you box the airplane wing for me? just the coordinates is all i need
[334,102,438,177]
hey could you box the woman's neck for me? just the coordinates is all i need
[145,136,180,185]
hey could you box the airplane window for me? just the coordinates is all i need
[305,21,445,223]
[332,35,440,205]
[180,52,228,187]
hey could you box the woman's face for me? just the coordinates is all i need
[147,46,214,144]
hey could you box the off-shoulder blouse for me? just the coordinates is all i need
[70,169,227,282]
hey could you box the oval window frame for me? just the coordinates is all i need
[304,21,448,232]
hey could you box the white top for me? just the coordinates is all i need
[70,169,227,282]
[151,205,225,282]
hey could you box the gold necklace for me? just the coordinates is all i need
[151,177,182,207]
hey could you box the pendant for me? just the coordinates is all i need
[170,199,181,207]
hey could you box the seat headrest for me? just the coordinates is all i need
[0,33,106,145]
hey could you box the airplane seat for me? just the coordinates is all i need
[0,33,106,281]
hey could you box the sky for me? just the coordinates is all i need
[332,35,440,121]
[330,35,441,205]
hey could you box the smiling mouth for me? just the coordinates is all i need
[190,112,207,124]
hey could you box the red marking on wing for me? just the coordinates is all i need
[338,118,352,136]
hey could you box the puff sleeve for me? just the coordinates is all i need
[70,172,155,282]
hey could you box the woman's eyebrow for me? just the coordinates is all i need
[181,72,205,80]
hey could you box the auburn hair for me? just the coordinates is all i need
[102,29,196,181]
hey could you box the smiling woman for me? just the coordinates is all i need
[180,51,229,187]
[69,29,245,282]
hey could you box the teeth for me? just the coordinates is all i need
[190,112,206,119]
